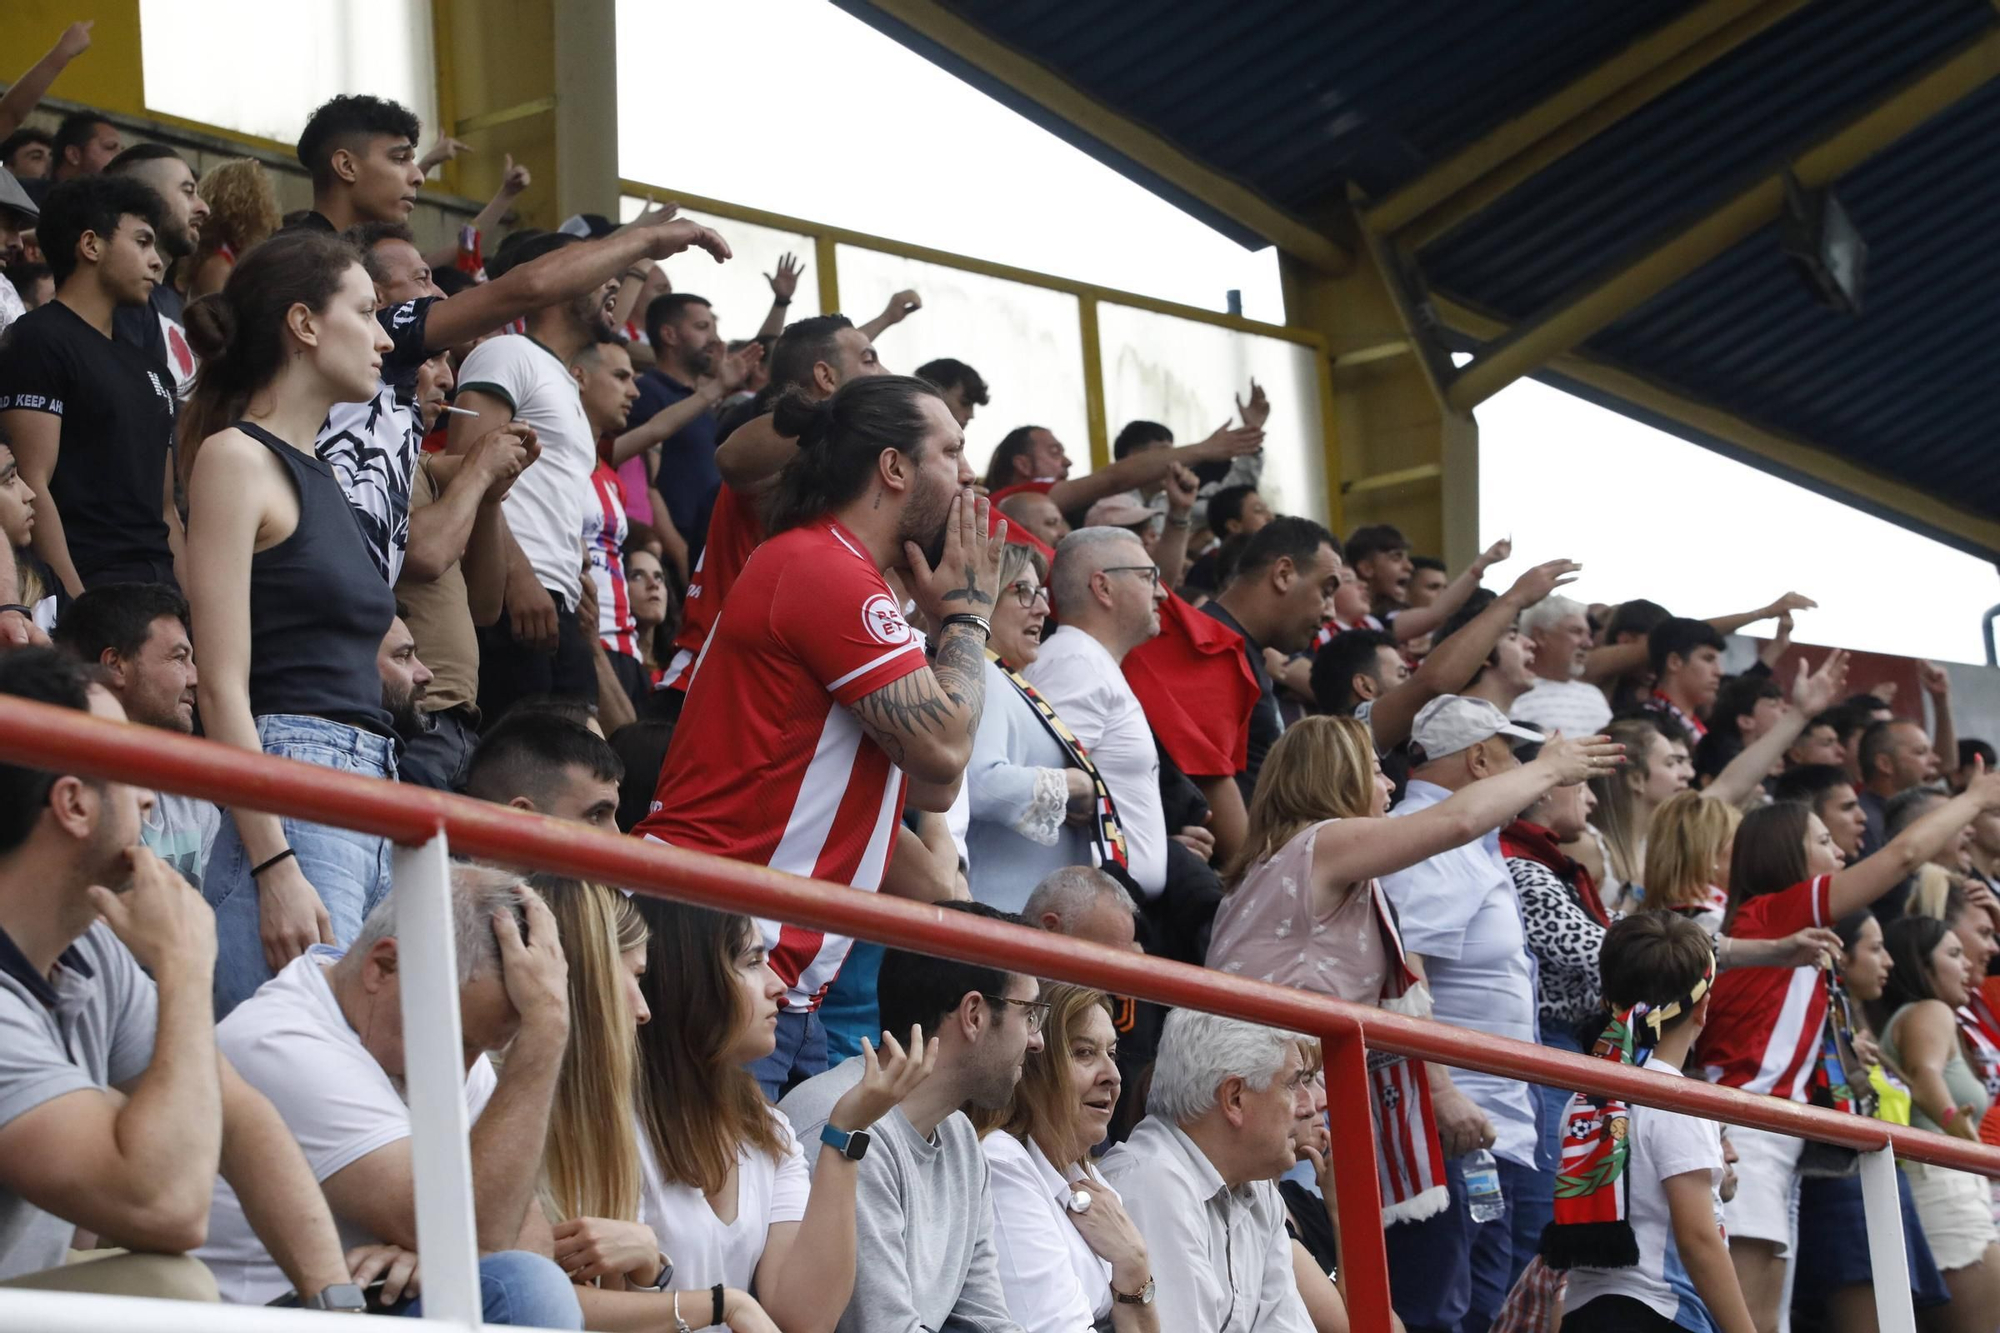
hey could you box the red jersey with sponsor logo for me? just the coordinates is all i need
[635,517,924,1010]
[1696,875,1833,1100]
[664,481,763,692]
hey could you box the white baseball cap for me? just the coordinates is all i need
[1411,695,1543,763]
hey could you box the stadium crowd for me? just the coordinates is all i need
[3,23,2000,1333]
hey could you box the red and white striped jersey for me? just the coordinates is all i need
[1696,875,1833,1100]
[585,459,636,658]
[664,481,763,692]
[635,517,924,1010]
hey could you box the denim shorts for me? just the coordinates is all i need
[204,715,395,1017]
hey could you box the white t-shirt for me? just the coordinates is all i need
[1562,1061,1727,1328]
[1510,677,1613,739]
[457,334,596,603]
[1024,626,1167,895]
[198,947,498,1304]
[983,1132,1115,1330]
[635,1108,810,1292]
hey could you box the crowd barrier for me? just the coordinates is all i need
[0,692,1993,1333]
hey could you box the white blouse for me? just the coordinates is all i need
[982,1132,1116,1331]
[636,1109,810,1292]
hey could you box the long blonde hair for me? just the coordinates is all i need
[1224,715,1378,886]
[969,982,1114,1170]
[1641,790,1740,912]
[1590,717,1668,887]
[539,876,647,1223]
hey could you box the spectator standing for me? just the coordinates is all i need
[1099,1011,1313,1332]
[0,130,52,182]
[0,650,357,1306]
[1026,526,1172,898]
[1587,717,1689,906]
[1771,764,1869,866]
[187,158,281,299]
[0,175,178,595]
[0,23,96,179]
[288,95,426,235]
[1510,594,1613,738]
[915,356,989,428]
[997,489,1069,550]
[1407,555,1449,608]
[1642,618,1727,741]
[50,583,216,889]
[178,230,400,1015]
[1344,524,1413,623]
[194,867,583,1325]
[105,145,209,396]
[1857,718,1940,859]
[637,376,1001,1095]
[44,111,122,189]
[778,904,1042,1333]
[463,710,623,829]
[631,293,729,553]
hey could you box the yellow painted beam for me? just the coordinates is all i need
[1368,0,1803,241]
[1344,463,1443,496]
[1078,297,1109,472]
[1388,0,1812,249]
[12,0,145,119]
[814,233,842,317]
[850,0,1349,274]
[455,96,557,136]
[1447,22,2000,413]
[1430,295,2000,558]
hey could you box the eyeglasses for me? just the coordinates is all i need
[1101,565,1161,590]
[1007,581,1052,610]
[984,994,1051,1033]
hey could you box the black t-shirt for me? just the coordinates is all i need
[112,284,195,397]
[1201,601,1282,797]
[0,300,178,583]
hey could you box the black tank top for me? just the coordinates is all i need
[236,421,396,735]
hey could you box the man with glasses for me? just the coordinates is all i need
[1026,526,1172,898]
[781,902,1041,1333]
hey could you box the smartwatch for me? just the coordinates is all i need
[632,1252,676,1291]
[820,1123,872,1161]
[303,1283,370,1313]
[1113,1276,1157,1306]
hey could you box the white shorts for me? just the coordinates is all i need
[1905,1162,2000,1272]
[1721,1125,1802,1251]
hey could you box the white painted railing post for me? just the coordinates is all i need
[395,832,483,1327]
[1859,1143,1916,1333]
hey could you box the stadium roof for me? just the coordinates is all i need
[839,0,2000,560]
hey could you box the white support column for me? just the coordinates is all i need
[395,833,482,1327]
[1858,1144,1916,1333]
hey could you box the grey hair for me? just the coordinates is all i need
[1022,865,1136,927]
[997,539,1045,589]
[1519,594,1585,637]
[1050,525,1146,620]
[348,861,533,985]
[1146,1009,1300,1124]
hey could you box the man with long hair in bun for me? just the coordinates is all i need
[635,373,1005,1097]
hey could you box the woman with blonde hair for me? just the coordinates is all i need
[1640,789,1742,931]
[187,157,281,298]
[1583,715,1691,907]
[971,981,1158,1332]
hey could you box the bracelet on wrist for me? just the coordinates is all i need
[251,848,298,879]
[1164,514,1192,529]
[941,612,992,639]
[772,296,792,307]
[711,1284,726,1327]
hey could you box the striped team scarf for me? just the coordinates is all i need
[990,653,1128,870]
[1366,877,1451,1225]
[1812,968,1872,1117]
[1543,952,1714,1270]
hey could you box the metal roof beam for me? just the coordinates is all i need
[1370,0,1812,250]
[1447,21,2000,414]
[840,0,1350,273]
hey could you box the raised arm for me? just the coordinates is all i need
[1389,538,1511,644]
[1155,462,1198,591]
[1829,766,2000,920]
[857,288,921,343]
[420,154,530,274]
[1313,735,1620,891]
[1368,559,1578,750]
[0,22,92,140]
[759,253,803,340]
[1921,660,1957,775]
[714,410,795,492]
[1045,421,1263,517]
[605,344,760,467]
[1580,592,1816,685]
[1705,650,1849,808]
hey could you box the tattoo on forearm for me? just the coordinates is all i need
[933,623,988,736]
[848,624,989,756]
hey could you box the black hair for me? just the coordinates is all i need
[0,127,52,170]
[37,174,165,287]
[1960,739,1997,771]
[766,313,855,393]
[1873,916,1957,1031]
[1433,588,1501,652]
[1771,764,1855,808]
[432,265,475,297]
[1857,720,1904,786]
[104,142,184,173]
[1411,555,1447,575]
[51,112,113,168]
[51,583,189,664]
[1112,419,1173,460]
[1310,628,1399,715]
[764,376,945,535]
[1712,673,1783,737]
[877,901,1024,1039]
[1821,702,1874,747]
[343,221,418,284]
[1343,524,1408,567]
[1211,531,1255,587]
[1647,616,1727,676]
[643,292,712,352]
[1598,912,1714,1023]
[0,648,94,855]
[1833,910,1876,957]
[4,263,50,305]
[1207,484,1257,537]
[983,425,1044,492]
[1233,515,1336,580]
[914,358,988,405]
[297,95,421,186]
[1846,693,1892,714]
[464,710,623,807]
[1606,598,1671,643]
[1884,785,1946,841]
[609,720,676,834]
[485,229,576,280]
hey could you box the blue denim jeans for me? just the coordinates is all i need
[1386,1155,1471,1333]
[394,1251,582,1327]
[751,1008,828,1101]
[204,715,396,1017]
[1510,1025,1585,1292]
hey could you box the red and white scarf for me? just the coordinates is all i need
[1366,876,1450,1225]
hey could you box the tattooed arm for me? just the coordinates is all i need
[848,621,990,809]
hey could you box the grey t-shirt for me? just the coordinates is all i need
[0,923,158,1278]
[142,789,221,892]
[779,1057,1023,1333]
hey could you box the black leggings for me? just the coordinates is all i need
[1561,1295,1684,1331]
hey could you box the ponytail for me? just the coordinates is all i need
[760,375,944,535]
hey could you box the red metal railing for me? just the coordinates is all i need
[2,693,1995,1332]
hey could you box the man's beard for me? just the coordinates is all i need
[899,472,954,572]
[160,221,196,262]
[384,684,431,738]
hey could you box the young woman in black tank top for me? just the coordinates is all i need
[179,229,401,1016]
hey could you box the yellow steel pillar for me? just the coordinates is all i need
[11,0,145,118]
[1282,216,1479,569]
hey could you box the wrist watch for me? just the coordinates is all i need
[632,1252,676,1291]
[303,1283,369,1313]
[1113,1276,1156,1306]
[820,1123,872,1161]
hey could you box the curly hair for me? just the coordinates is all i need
[194,158,282,264]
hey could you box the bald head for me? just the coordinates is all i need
[999,490,1069,549]
[1023,865,1138,951]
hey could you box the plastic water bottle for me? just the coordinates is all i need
[1464,1148,1505,1224]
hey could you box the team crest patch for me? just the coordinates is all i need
[861,593,911,646]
